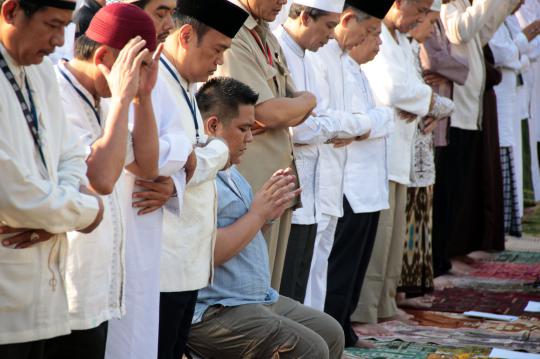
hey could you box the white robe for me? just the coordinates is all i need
[105,74,192,359]
[490,21,529,217]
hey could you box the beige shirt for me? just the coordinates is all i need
[215,0,297,193]
[0,44,99,344]
[441,0,520,130]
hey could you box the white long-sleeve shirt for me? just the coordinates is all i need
[274,26,341,224]
[305,39,373,218]
[362,24,432,186]
[441,0,521,130]
[0,44,100,344]
[55,61,131,331]
[490,21,528,147]
[343,55,394,213]
[159,55,229,293]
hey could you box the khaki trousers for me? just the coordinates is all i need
[188,296,344,359]
[263,208,293,291]
[352,182,407,324]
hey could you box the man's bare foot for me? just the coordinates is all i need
[434,275,454,290]
[352,322,391,337]
[397,295,433,309]
[354,339,376,349]
[450,258,474,275]
[468,251,497,261]
[380,309,417,324]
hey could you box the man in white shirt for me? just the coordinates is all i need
[52,4,161,358]
[353,0,454,334]
[326,6,396,348]
[101,3,194,359]
[299,2,381,316]
[156,1,248,358]
[434,0,520,274]
[0,0,104,358]
[273,0,344,303]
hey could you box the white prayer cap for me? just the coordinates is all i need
[431,0,442,12]
[292,0,345,14]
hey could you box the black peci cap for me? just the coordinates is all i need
[176,0,249,39]
[345,0,394,19]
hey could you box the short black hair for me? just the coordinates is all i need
[289,4,331,20]
[131,0,151,9]
[171,10,210,43]
[74,34,101,60]
[0,0,47,17]
[197,77,259,125]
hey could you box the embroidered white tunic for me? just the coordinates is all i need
[55,61,130,331]
[274,26,340,225]
[0,45,100,344]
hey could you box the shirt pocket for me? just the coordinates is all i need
[0,246,37,312]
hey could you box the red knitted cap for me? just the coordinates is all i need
[85,3,157,52]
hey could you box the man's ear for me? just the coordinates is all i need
[300,11,312,26]
[178,24,194,49]
[341,11,356,28]
[93,45,110,69]
[2,0,20,24]
[205,115,223,136]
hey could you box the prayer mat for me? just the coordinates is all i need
[492,251,540,264]
[469,262,540,282]
[344,341,492,359]
[427,287,540,316]
[435,276,540,294]
[344,341,438,359]
[408,310,540,339]
[506,238,540,253]
[355,321,540,352]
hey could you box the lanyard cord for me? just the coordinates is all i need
[160,57,201,143]
[59,67,101,126]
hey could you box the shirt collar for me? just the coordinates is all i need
[278,25,304,58]
[230,0,258,30]
[327,39,345,57]
[0,42,25,88]
[57,60,99,107]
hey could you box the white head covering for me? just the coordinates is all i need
[292,0,345,13]
[431,0,442,12]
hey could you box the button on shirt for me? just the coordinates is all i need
[193,167,278,324]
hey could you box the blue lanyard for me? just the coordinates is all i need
[59,66,101,126]
[160,57,200,143]
[0,50,47,169]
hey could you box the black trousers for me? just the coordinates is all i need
[432,146,452,277]
[279,223,317,303]
[0,321,108,359]
[158,290,198,359]
[324,197,380,348]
